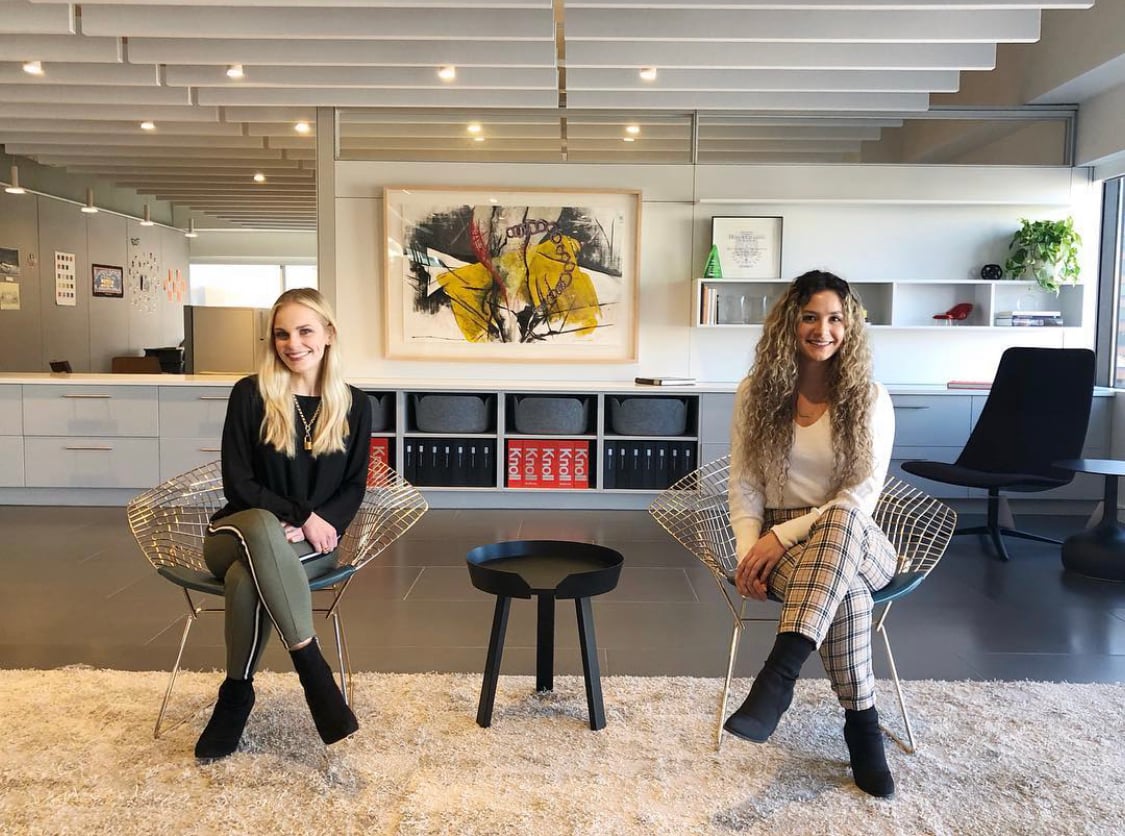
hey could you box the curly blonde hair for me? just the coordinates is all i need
[737,270,876,500]
[258,288,352,458]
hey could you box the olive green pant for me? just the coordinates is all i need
[205,508,338,680]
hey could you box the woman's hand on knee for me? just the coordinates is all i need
[735,531,784,600]
[301,512,338,554]
[281,523,306,543]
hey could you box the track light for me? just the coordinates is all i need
[22,60,43,76]
[226,64,244,80]
[639,67,658,82]
[140,204,154,226]
[5,165,25,195]
[184,219,198,238]
[294,121,311,134]
[437,65,456,82]
[80,188,98,213]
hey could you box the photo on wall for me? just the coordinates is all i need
[384,186,641,362]
[0,246,19,278]
[92,263,124,298]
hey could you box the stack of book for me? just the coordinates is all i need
[699,286,719,325]
[403,438,495,487]
[993,310,1063,327]
[603,440,696,490]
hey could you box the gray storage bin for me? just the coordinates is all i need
[608,396,688,436]
[513,395,589,435]
[366,392,392,432]
[413,393,493,433]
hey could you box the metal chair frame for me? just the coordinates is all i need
[649,455,957,753]
[127,458,428,738]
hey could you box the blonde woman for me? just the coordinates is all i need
[726,271,897,798]
[196,288,372,762]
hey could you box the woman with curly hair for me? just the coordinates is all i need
[724,270,897,798]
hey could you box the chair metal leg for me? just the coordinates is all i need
[154,611,196,739]
[716,599,748,751]
[875,605,915,755]
[329,610,351,706]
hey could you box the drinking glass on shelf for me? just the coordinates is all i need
[717,293,748,325]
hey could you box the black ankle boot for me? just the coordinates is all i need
[289,639,358,745]
[844,707,895,798]
[724,632,815,743]
[195,677,255,761]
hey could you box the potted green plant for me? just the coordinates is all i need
[1003,217,1081,293]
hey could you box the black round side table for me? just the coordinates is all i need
[1055,458,1125,582]
[466,540,624,730]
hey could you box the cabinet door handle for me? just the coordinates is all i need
[62,394,111,399]
[64,444,113,451]
[199,446,221,453]
[197,395,229,401]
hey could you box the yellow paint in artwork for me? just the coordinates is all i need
[436,234,601,343]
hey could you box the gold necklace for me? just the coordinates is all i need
[293,396,322,451]
[795,394,827,420]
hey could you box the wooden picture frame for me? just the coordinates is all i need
[91,263,124,298]
[710,216,783,279]
[383,186,641,362]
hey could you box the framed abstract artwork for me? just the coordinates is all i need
[383,186,641,362]
[710,216,783,279]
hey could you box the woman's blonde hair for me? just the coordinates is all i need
[738,270,875,499]
[258,288,352,458]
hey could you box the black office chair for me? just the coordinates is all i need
[902,347,1095,561]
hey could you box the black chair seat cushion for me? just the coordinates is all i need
[721,569,923,604]
[901,460,1067,492]
[157,563,357,597]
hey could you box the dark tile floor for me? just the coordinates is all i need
[3,505,1124,684]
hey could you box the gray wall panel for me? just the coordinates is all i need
[87,211,130,371]
[0,190,42,372]
[37,197,91,372]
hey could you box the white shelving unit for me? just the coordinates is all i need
[694,278,1084,329]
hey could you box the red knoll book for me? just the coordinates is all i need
[556,440,574,489]
[522,442,541,488]
[367,437,390,487]
[506,440,524,487]
[573,441,590,489]
[539,440,558,488]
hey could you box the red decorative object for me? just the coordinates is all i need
[933,302,973,324]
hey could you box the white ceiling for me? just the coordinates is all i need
[0,0,1096,229]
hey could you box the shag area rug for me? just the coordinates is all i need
[1,669,1122,835]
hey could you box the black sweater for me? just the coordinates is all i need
[211,375,373,535]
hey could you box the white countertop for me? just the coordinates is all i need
[0,373,1115,397]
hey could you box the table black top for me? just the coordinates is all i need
[1054,458,1125,478]
[466,540,623,598]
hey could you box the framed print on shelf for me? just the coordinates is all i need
[383,185,641,362]
[91,263,124,298]
[710,216,783,279]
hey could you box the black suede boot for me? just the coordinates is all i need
[194,677,255,762]
[844,706,895,798]
[723,631,815,743]
[289,638,358,745]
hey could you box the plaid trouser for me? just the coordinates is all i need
[764,504,897,710]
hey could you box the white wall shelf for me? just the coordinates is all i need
[694,278,1084,329]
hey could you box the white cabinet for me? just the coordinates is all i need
[0,385,22,486]
[24,437,160,488]
[694,278,1084,329]
[23,385,159,436]
[158,386,229,480]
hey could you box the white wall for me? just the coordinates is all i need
[335,161,1098,385]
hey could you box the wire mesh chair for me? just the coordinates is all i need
[648,454,957,753]
[126,457,428,738]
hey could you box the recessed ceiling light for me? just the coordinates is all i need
[639,67,658,82]
[294,121,311,134]
[626,124,641,135]
[22,60,43,76]
[467,123,482,135]
[472,135,486,143]
[226,64,245,80]
[623,136,636,143]
[489,198,498,204]
[140,121,156,131]
[438,65,457,82]
[80,188,98,213]
[253,172,266,183]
